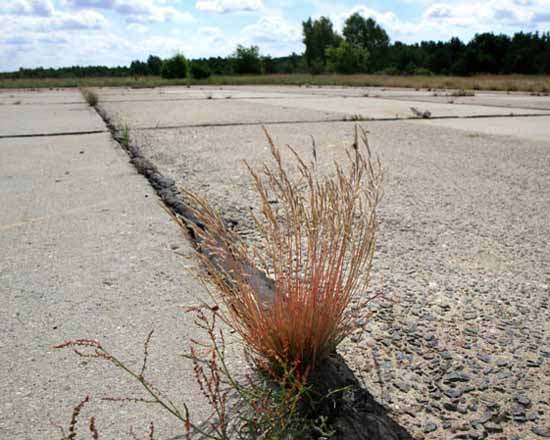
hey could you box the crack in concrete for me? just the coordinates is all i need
[122,111,550,133]
[0,129,107,140]
[89,100,415,440]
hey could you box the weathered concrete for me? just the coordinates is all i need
[0,103,105,136]
[0,89,85,105]
[382,92,550,111]
[97,86,316,102]
[0,130,212,437]
[3,86,550,440]
[98,98,340,129]
[127,118,550,440]
[408,115,550,141]
[241,96,549,119]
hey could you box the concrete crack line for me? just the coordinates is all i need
[128,112,550,132]
[0,129,108,140]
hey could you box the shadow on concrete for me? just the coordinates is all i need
[310,353,413,440]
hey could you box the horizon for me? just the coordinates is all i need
[1,0,550,72]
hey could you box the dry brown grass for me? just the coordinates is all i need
[3,73,550,92]
[80,88,98,106]
[183,126,383,378]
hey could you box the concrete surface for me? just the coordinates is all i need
[99,98,340,129]
[0,103,105,137]
[0,106,214,438]
[382,92,550,111]
[409,115,550,142]
[241,96,549,119]
[113,85,550,439]
[3,86,550,440]
[0,89,85,105]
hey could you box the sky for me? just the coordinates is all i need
[1,0,550,72]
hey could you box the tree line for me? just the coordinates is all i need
[2,13,550,79]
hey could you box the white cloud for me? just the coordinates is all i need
[422,0,550,30]
[242,13,301,45]
[2,0,54,16]
[63,0,194,23]
[195,0,263,14]
[53,9,107,29]
[127,22,148,33]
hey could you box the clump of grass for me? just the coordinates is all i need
[80,88,98,107]
[450,89,475,97]
[184,126,382,379]
[120,123,130,148]
[54,127,383,439]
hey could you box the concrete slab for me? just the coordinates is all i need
[98,98,340,129]
[0,89,84,105]
[128,120,550,440]
[0,103,105,136]
[97,87,315,102]
[381,92,550,111]
[0,132,212,439]
[242,96,550,119]
[407,115,550,142]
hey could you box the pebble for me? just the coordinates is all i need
[532,427,550,438]
[484,422,502,433]
[444,372,470,383]
[395,382,411,393]
[423,422,438,433]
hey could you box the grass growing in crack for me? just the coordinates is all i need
[183,126,382,378]
[80,88,98,107]
[450,89,475,97]
[120,124,130,148]
[55,308,330,439]
[54,126,383,439]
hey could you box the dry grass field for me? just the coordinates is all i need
[1,73,550,93]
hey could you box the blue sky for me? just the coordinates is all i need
[1,0,549,71]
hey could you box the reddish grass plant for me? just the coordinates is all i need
[183,126,382,379]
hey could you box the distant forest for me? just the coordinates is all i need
[2,13,550,79]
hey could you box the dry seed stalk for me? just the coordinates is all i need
[182,126,382,377]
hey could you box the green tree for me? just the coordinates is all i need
[129,60,149,76]
[232,45,263,74]
[190,60,211,79]
[302,16,342,72]
[262,55,276,74]
[343,14,389,72]
[161,54,188,79]
[147,55,162,76]
[326,41,369,74]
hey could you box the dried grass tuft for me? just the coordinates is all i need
[183,126,383,378]
[80,88,98,107]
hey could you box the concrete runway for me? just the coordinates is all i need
[97,85,550,439]
[1,85,549,439]
[0,89,213,439]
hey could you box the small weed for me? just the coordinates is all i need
[120,124,130,148]
[450,89,475,97]
[410,107,432,118]
[80,88,98,107]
